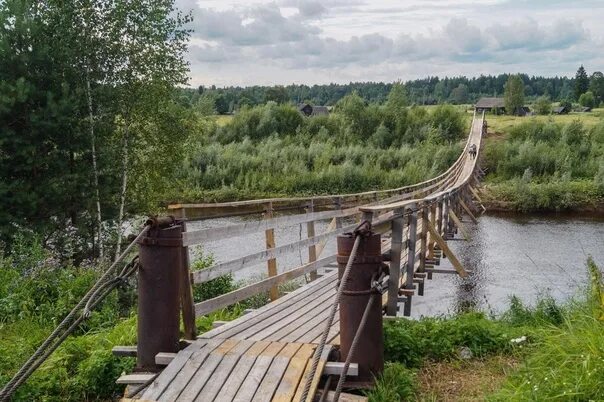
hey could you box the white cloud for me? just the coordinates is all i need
[177,0,603,86]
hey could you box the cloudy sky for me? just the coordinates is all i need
[175,0,604,87]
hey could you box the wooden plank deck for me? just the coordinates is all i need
[138,239,393,402]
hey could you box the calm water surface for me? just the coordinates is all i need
[188,213,604,318]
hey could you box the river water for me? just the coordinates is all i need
[187,213,604,318]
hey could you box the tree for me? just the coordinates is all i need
[534,96,552,115]
[574,65,589,100]
[264,86,289,104]
[589,71,604,105]
[504,75,525,115]
[579,91,596,109]
[449,84,469,104]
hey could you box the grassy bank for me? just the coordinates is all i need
[172,97,469,203]
[367,258,604,401]
[481,114,604,212]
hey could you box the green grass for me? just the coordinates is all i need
[486,109,604,134]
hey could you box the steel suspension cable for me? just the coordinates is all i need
[0,226,149,401]
[299,221,369,402]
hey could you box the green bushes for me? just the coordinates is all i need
[367,363,416,402]
[484,118,604,210]
[491,259,604,401]
[383,313,524,368]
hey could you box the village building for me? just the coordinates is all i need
[297,103,330,117]
[553,105,571,115]
[474,97,505,114]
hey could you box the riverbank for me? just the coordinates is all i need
[480,183,604,213]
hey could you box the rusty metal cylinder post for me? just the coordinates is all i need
[337,231,384,385]
[137,218,183,371]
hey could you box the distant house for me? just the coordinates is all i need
[475,97,505,114]
[580,106,592,113]
[514,106,532,117]
[297,103,330,117]
[553,105,571,115]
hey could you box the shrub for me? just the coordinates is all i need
[533,96,552,115]
[366,363,416,402]
[383,313,523,368]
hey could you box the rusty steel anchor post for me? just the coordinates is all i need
[337,228,384,386]
[136,217,183,371]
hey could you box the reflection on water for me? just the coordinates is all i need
[412,213,604,318]
[188,212,604,318]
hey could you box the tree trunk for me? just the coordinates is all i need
[115,126,129,260]
[86,70,104,258]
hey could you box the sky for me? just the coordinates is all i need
[174,0,604,87]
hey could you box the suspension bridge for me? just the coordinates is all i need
[0,112,487,402]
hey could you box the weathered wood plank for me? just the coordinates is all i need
[216,341,272,402]
[192,222,357,284]
[116,373,155,385]
[233,342,286,402]
[194,255,337,317]
[141,339,211,400]
[251,343,302,401]
[199,271,337,340]
[293,345,333,402]
[272,344,315,402]
[155,339,228,402]
[194,339,257,401]
[174,339,240,401]
[112,346,137,357]
[426,221,469,278]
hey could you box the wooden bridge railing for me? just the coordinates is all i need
[170,112,485,323]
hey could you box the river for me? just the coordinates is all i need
[187,213,604,318]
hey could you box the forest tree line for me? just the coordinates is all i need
[181,67,604,114]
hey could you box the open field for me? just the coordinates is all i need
[486,108,604,133]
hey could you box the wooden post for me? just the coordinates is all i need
[403,204,417,316]
[428,203,436,258]
[386,208,404,316]
[427,221,469,278]
[179,221,197,340]
[265,202,279,301]
[448,209,470,240]
[171,208,196,340]
[418,203,428,296]
[334,197,343,228]
[436,196,444,236]
[459,197,478,224]
[306,200,318,281]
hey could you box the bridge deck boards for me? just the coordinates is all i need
[139,239,396,401]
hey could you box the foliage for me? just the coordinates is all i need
[504,75,525,116]
[383,313,525,368]
[590,71,604,104]
[533,96,552,115]
[490,258,604,401]
[575,65,590,100]
[190,253,237,302]
[0,0,193,260]
[180,72,587,111]
[366,363,416,402]
[483,118,604,210]
[579,90,596,108]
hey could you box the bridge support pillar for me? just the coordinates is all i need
[136,217,183,372]
[337,230,384,386]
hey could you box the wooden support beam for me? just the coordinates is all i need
[179,220,197,340]
[469,185,484,204]
[425,268,474,275]
[387,209,404,316]
[112,346,137,357]
[448,210,470,241]
[404,205,417,316]
[116,373,155,385]
[459,198,478,224]
[315,217,336,259]
[265,202,279,301]
[306,200,318,281]
[323,362,359,376]
[426,221,469,278]
[155,352,177,366]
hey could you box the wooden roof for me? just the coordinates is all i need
[475,97,505,109]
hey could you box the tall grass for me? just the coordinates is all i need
[490,258,604,401]
[483,119,604,210]
[175,101,468,202]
